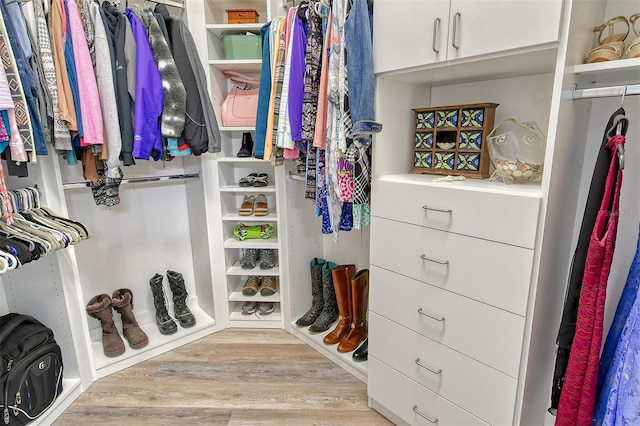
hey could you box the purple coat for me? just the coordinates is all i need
[125,8,163,160]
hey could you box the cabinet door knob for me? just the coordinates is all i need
[432,17,441,53]
[422,205,452,213]
[413,405,438,423]
[452,12,461,49]
[415,358,442,375]
[417,307,445,322]
[420,254,449,266]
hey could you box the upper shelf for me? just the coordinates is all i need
[376,44,559,86]
[209,59,262,72]
[569,58,640,85]
[206,23,262,39]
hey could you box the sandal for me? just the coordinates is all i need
[239,173,258,187]
[238,195,255,216]
[254,194,269,216]
[627,13,640,58]
[253,173,269,187]
[586,15,629,63]
[241,276,260,296]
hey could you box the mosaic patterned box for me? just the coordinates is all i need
[411,103,498,179]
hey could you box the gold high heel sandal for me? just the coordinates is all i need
[626,13,640,58]
[586,15,630,63]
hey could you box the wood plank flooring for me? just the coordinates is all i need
[55,329,392,425]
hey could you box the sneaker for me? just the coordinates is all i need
[260,276,277,296]
[241,276,260,296]
[242,301,258,314]
[259,249,276,270]
[240,248,260,269]
[258,301,274,315]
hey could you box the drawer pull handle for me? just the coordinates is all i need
[420,254,449,266]
[418,307,445,322]
[413,405,438,423]
[422,205,452,213]
[415,358,442,375]
[432,18,441,53]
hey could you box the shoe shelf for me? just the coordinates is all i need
[229,302,282,326]
[219,183,277,192]
[226,264,280,276]
[224,236,279,249]
[289,322,368,383]
[217,157,271,164]
[223,211,277,221]
[229,284,281,301]
[568,57,640,84]
[88,304,216,378]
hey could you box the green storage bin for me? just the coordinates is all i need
[223,34,262,60]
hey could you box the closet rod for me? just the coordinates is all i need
[572,83,640,100]
[281,0,297,9]
[144,0,184,9]
[62,173,201,190]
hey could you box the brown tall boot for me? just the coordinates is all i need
[338,269,369,353]
[112,288,149,350]
[323,264,356,344]
[86,294,125,357]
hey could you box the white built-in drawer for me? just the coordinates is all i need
[370,216,533,315]
[370,312,517,425]
[368,357,489,426]
[371,177,540,249]
[369,266,525,376]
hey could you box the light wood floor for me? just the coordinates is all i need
[55,328,392,425]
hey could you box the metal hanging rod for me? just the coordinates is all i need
[282,0,297,9]
[572,83,640,100]
[62,173,201,190]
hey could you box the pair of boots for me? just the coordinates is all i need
[323,266,369,354]
[86,289,149,358]
[295,258,339,332]
[149,270,196,335]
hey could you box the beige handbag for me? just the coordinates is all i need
[221,71,260,127]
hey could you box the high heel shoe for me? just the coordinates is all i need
[626,13,640,58]
[586,15,629,63]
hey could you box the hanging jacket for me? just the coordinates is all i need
[155,4,220,155]
[125,8,163,161]
[89,2,121,178]
[102,2,134,166]
[132,5,185,141]
[66,0,103,147]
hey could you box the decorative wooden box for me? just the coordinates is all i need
[226,9,260,24]
[411,102,498,178]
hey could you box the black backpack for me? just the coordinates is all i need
[0,314,63,425]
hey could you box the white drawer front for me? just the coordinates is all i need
[371,179,540,249]
[370,216,533,315]
[370,312,517,425]
[368,357,489,426]
[369,266,525,377]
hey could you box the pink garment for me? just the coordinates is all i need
[66,0,104,147]
[0,160,13,225]
[312,11,332,149]
[555,135,625,426]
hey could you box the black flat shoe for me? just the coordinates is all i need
[352,338,368,361]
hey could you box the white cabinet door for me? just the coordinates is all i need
[447,0,562,60]
[373,0,450,73]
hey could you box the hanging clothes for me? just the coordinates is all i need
[555,132,626,426]
[253,21,272,159]
[550,108,626,413]
[102,2,135,166]
[154,3,220,155]
[594,225,640,425]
